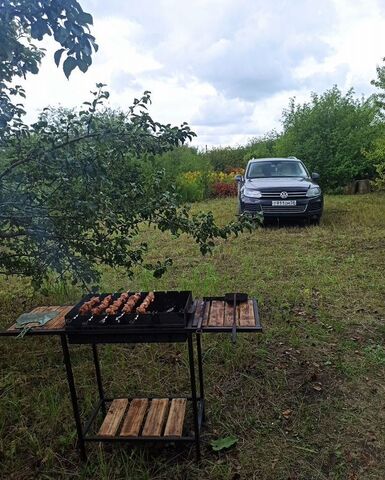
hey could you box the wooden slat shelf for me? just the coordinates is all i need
[196,298,261,332]
[96,398,189,439]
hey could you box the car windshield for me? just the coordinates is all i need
[247,160,308,178]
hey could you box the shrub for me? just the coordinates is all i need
[212,182,238,197]
[176,171,206,202]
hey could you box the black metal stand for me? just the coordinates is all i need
[91,344,106,416]
[60,334,87,461]
[0,295,262,465]
[60,332,205,462]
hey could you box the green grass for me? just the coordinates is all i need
[1,193,385,479]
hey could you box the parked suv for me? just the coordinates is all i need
[236,157,323,223]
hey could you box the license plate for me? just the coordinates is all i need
[271,200,296,206]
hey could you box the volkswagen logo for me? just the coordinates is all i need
[280,191,289,199]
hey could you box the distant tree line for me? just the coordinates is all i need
[159,77,385,193]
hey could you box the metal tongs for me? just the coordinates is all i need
[224,292,248,344]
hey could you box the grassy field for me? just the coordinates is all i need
[1,193,385,479]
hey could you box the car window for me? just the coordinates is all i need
[247,161,308,178]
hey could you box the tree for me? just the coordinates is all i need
[371,56,385,117]
[0,1,256,287]
[0,84,255,287]
[366,57,385,189]
[244,131,280,162]
[0,0,97,136]
[275,86,381,190]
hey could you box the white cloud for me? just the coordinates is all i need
[15,0,385,146]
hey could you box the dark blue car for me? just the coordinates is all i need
[236,157,323,224]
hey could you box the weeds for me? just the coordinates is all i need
[0,194,385,479]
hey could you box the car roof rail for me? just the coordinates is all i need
[287,155,298,159]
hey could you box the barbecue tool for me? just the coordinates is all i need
[224,293,248,344]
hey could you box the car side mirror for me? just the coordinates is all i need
[311,172,320,180]
[235,174,243,182]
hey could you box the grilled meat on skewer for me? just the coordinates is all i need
[91,294,113,316]
[105,292,130,315]
[136,292,155,314]
[78,296,100,315]
[122,292,142,314]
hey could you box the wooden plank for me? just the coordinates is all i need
[98,399,128,437]
[164,398,187,437]
[142,399,169,437]
[46,305,72,329]
[208,300,224,326]
[192,300,204,327]
[224,302,239,327]
[201,301,211,327]
[32,306,47,313]
[239,300,255,327]
[120,398,149,437]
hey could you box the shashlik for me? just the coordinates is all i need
[122,292,142,313]
[77,291,156,317]
[78,296,100,315]
[91,294,113,315]
[105,292,130,315]
[136,292,155,314]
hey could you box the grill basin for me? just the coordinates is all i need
[65,291,193,330]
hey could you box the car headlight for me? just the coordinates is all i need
[243,188,262,198]
[306,186,321,197]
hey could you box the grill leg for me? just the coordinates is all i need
[92,344,106,416]
[188,335,201,462]
[60,334,87,461]
[196,333,206,422]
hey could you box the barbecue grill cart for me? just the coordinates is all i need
[0,291,262,461]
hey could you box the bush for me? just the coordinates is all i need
[176,169,243,202]
[364,136,385,191]
[203,146,249,171]
[176,171,206,202]
[275,87,381,190]
[211,182,238,197]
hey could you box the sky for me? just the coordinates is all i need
[18,0,385,147]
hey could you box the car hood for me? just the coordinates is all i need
[244,177,317,190]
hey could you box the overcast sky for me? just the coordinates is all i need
[19,0,385,147]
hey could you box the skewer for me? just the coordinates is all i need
[115,292,142,321]
[87,294,114,323]
[99,291,130,324]
[136,292,155,314]
[72,296,100,322]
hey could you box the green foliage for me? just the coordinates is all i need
[275,87,380,190]
[371,56,385,117]
[0,0,97,135]
[154,146,209,178]
[176,171,206,202]
[364,135,385,190]
[244,131,280,161]
[0,86,257,286]
[204,145,249,171]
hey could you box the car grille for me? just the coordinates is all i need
[261,205,308,214]
[260,190,307,198]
